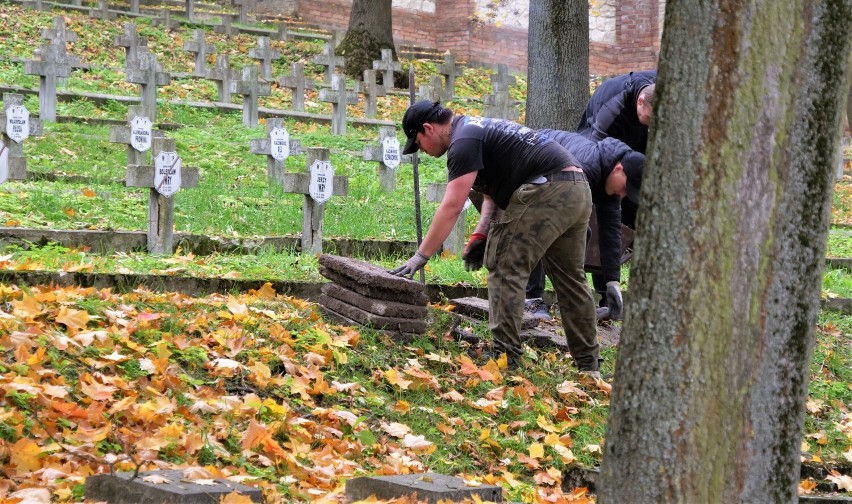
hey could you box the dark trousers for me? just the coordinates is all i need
[526,198,638,305]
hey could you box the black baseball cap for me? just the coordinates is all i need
[401,100,441,155]
[620,151,645,204]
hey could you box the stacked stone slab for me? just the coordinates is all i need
[318,254,428,336]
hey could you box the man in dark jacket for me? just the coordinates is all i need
[577,70,656,155]
[574,70,655,318]
[523,132,645,322]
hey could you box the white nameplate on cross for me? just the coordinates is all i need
[130,116,153,152]
[6,105,30,144]
[154,151,182,197]
[270,127,290,161]
[382,136,400,170]
[309,159,333,204]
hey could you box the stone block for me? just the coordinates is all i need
[318,305,422,342]
[345,472,503,503]
[319,294,427,334]
[322,283,427,318]
[85,470,263,503]
[319,254,427,297]
[451,296,540,329]
[319,266,429,306]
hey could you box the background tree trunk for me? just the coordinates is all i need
[337,0,397,82]
[525,0,588,130]
[598,1,852,502]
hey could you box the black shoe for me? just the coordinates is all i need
[524,298,553,322]
[478,349,520,369]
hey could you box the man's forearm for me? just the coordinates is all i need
[474,197,502,235]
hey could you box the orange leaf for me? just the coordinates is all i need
[221,492,256,504]
[63,207,75,217]
[384,369,412,390]
[82,188,96,197]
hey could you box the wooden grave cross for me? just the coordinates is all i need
[232,0,253,24]
[184,29,216,77]
[109,105,165,166]
[283,147,348,254]
[417,75,444,103]
[426,182,468,255]
[89,0,117,20]
[318,73,358,136]
[436,52,463,99]
[24,41,73,122]
[230,64,271,127]
[372,48,400,89]
[126,137,199,254]
[279,62,314,112]
[23,0,46,11]
[114,23,148,63]
[153,7,179,30]
[362,126,412,192]
[358,69,385,119]
[250,117,302,185]
[41,16,84,74]
[249,36,281,80]
[126,51,171,122]
[484,64,519,120]
[0,94,43,184]
[207,55,238,103]
[312,43,344,85]
[214,16,237,37]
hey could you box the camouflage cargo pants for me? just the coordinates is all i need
[485,176,599,370]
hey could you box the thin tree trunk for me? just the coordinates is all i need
[525,0,588,130]
[599,0,852,502]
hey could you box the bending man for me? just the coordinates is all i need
[390,101,599,375]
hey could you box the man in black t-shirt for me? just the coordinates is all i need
[390,100,600,376]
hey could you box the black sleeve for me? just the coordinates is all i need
[596,194,623,283]
[590,92,629,143]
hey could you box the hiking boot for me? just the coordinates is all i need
[524,298,553,322]
[477,349,520,369]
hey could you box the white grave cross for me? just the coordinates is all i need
[154,150,182,197]
[382,136,401,170]
[270,127,289,161]
[309,159,333,204]
[130,116,152,152]
[6,105,30,143]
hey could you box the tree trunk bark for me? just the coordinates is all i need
[598,1,852,502]
[525,0,588,130]
[337,0,397,82]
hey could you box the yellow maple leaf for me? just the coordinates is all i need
[10,438,42,474]
[384,369,412,390]
[55,306,90,332]
[529,442,545,459]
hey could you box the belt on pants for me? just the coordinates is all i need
[545,170,586,182]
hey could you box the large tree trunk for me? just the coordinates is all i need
[598,1,852,502]
[525,0,588,130]
[336,0,397,82]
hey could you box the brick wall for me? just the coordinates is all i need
[275,0,660,76]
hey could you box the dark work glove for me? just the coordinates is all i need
[389,251,430,279]
[605,281,623,321]
[462,232,487,271]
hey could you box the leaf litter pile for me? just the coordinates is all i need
[0,282,612,503]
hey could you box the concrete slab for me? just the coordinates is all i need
[322,282,427,318]
[319,265,429,306]
[85,470,262,503]
[450,296,540,329]
[317,305,421,341]
[319,294,427,334]
[345,472,503,503]
[319,254,427,297]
